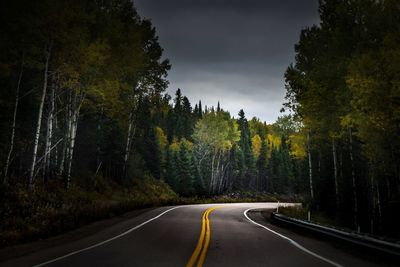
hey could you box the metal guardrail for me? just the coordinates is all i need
[271,212,400,256]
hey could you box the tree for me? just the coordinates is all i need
[257,139,268,191]
[177,140,194,196]
[237,109,256,189]
[193,111,240,194]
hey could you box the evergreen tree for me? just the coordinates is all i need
[166,147,179,190]
[257,139,268,191]
[173,89,184,139]
[198,100,203,119]
[166,108,174,143]
[177,141,194,196]
[182,96,193,139]
[237,109,256,189]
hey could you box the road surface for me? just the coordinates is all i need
[1,203,397,266]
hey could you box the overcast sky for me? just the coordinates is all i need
[134,0,320,123]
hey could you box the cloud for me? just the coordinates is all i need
[134,0,320,122]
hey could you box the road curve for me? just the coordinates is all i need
[1,203,395,267]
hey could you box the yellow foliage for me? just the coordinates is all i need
[273,136,281,148]
[169,138,193,153]
[251,134,262,159]
[180,138,194,151]
[169,138,180,153]
[155,127,168,151]
[265,134,281,159]
[289,133,307,159]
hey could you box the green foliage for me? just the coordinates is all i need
[284,0,400,236]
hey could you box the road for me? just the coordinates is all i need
[1,203,397,267]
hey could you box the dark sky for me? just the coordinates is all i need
[134,0,320,123]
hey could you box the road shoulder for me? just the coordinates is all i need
[246,209,398,267]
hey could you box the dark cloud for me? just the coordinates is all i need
[134,0,320,122]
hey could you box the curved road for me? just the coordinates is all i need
[1,203,396,267]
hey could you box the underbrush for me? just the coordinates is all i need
[178,191,299,205]
[0,178,298,248]
[0,176,177,248]
[278,205,338,227]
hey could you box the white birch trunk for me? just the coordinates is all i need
[29,46,51,188]
[209,152,216,194]
[58,96,71,176]
[214,152,221,193]
[43,82,55,181]
[54,108,58,170]
[66,92,83,188]
[123,112,134,178]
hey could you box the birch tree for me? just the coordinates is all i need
[29,44,51,188]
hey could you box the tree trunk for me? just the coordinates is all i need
[4,54,24,183]
[307,130,314,199]
[66,92,82,188]
[332,138,339,210]
[29,46,51,188]
[375,179,382,233]
[58,96,71,176]
[43,81,55,182]
[209,152,217,194]
[214,152,221,193]
[123,111,134,179]
[96,108,103,176]
[339,149,343,182]
[348,127,358,230]
[218,154,227,194]
[318,150,321,175]
[54,110,58,170]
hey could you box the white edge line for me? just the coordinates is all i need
[244,208,343,267]
[33,206,181,267]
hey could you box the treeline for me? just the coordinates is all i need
[284,0,400,237]
[159,90,303,197]
[0,0,300,199]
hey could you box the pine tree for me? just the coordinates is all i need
[177,142,194,196]
[173,89,183,139]
[182,96,193,139]
[237,109,256,189]
[165,147,178,190]
[198,100,203,119]
[257,139,268,191]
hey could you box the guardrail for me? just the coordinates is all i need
[271,212,400,256]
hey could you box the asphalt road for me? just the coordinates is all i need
[1,203,398,267]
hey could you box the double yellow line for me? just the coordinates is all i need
[186,207,220,267]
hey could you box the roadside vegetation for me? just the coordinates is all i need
[0,176,177,247]
[278,206,337,229]
[0,178,293,248]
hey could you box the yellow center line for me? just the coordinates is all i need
[186,207,220,267]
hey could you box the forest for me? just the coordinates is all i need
[0,0,399,246]
[0,0,301,245]
[284,0,400,237]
